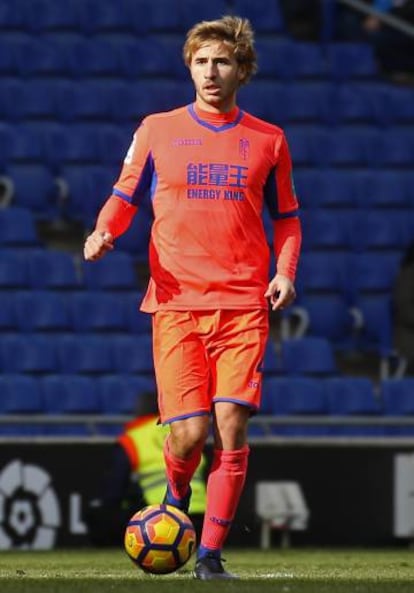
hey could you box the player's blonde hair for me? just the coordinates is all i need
[183,15,257,85]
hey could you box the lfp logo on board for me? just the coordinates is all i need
[0,459,61,549]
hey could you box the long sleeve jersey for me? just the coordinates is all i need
[96,103,302,312]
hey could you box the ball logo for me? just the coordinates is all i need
[0,459,61,550]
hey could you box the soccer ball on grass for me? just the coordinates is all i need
[124,504,196,574]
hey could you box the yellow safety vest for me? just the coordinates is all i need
[118,415,206,514]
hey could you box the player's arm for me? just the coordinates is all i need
[265,217,301,310]
[84,122,152,261]
[264,133,302,310]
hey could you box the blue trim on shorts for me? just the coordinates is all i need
[162,410,211,425]
[212,397,259,412]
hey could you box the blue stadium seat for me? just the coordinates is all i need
[325,376,383,436]
[232,0,285,33]
[2,123,44,165]
[0,0,27,31]
[261,376,329,436]
[352,294,394,357]
[296,251,348,295]
[327,42,377,81]
[0,45,21,78]
[280,337,338,376]
[295,169,367,210]
[238,82,289,123]
[4,164,61,219]
[22,121,66,174]
[351,210,412,251]
[14,37,69,78]
[326,376,380,414]
[0,207,40,247]
[15,290,70,332]
[359,170,411,209]
[0,292,17,330]
[325,126,379,167]
[112,334,154,373]
[265,376,328,414]
[53,80,114,123]
[95,123,131,165]
[0,333,58,373]
[253,39,293,81]
[125,0,182,33]
[98,374,157,414]
[288,294,357,347]
[285,82,334,124]
[123,292,152,334]
[283,42,328,80]
[262,338,282,375]
[385,86,414,125]
[27,249,81,290]
[41,374,101,413]
[0,249,30,288]
[178,0,229,30]
[109,35,183,79]
[56,334,114,374]
[0,374,44,413]
[22,0,81,33]
[333,83,379,125]
[382,379,414,415]
[82,251,138,290]
[284,125,316,166]
[61,163,115,226]
[69,291,128,333]
[381,379,414,435]
[77,0,133,35]
[350,251,402,295]
[58,123,100,165]
[71,38,121,78]
[0,77,22,123]
[301,209,353,250]
[376,129,414,168]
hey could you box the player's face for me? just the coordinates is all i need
[190,41,245,113]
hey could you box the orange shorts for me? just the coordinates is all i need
[152,309,269,424]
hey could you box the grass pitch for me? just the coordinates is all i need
[1,548,414,593]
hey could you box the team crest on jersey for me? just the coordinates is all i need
[239,138,250,160]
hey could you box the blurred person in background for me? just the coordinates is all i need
[86,392,207,546]
[332,0,414,81]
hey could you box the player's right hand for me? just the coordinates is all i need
[83,230,114,261]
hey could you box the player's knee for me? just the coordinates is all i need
[169,418,209,458]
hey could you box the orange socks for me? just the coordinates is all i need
[199,445,249,553]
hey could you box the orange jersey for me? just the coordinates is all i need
[110,103,300,312]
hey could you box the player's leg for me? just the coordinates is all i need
[194,310,268,580]
[163,416,209,510]
[152,311,211,511]
[194,402,249,579]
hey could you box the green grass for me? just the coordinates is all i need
[1,548,414,593]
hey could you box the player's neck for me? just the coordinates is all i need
[193,102,240,123]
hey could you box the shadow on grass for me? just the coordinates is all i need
[1,578,414,593]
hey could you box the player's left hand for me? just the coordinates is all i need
[264,274,296,311]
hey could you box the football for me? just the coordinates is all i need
[124,504,196,574]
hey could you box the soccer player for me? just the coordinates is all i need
[84,15,302,580]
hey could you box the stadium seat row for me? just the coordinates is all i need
[0,290,151,334]
[0,0,285,36]
[0,334,336,376]
[1,373,414,437]
[3,79,412,129]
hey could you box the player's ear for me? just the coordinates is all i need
[237,64,247,85]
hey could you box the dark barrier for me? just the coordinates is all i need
[0,440,413,549]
